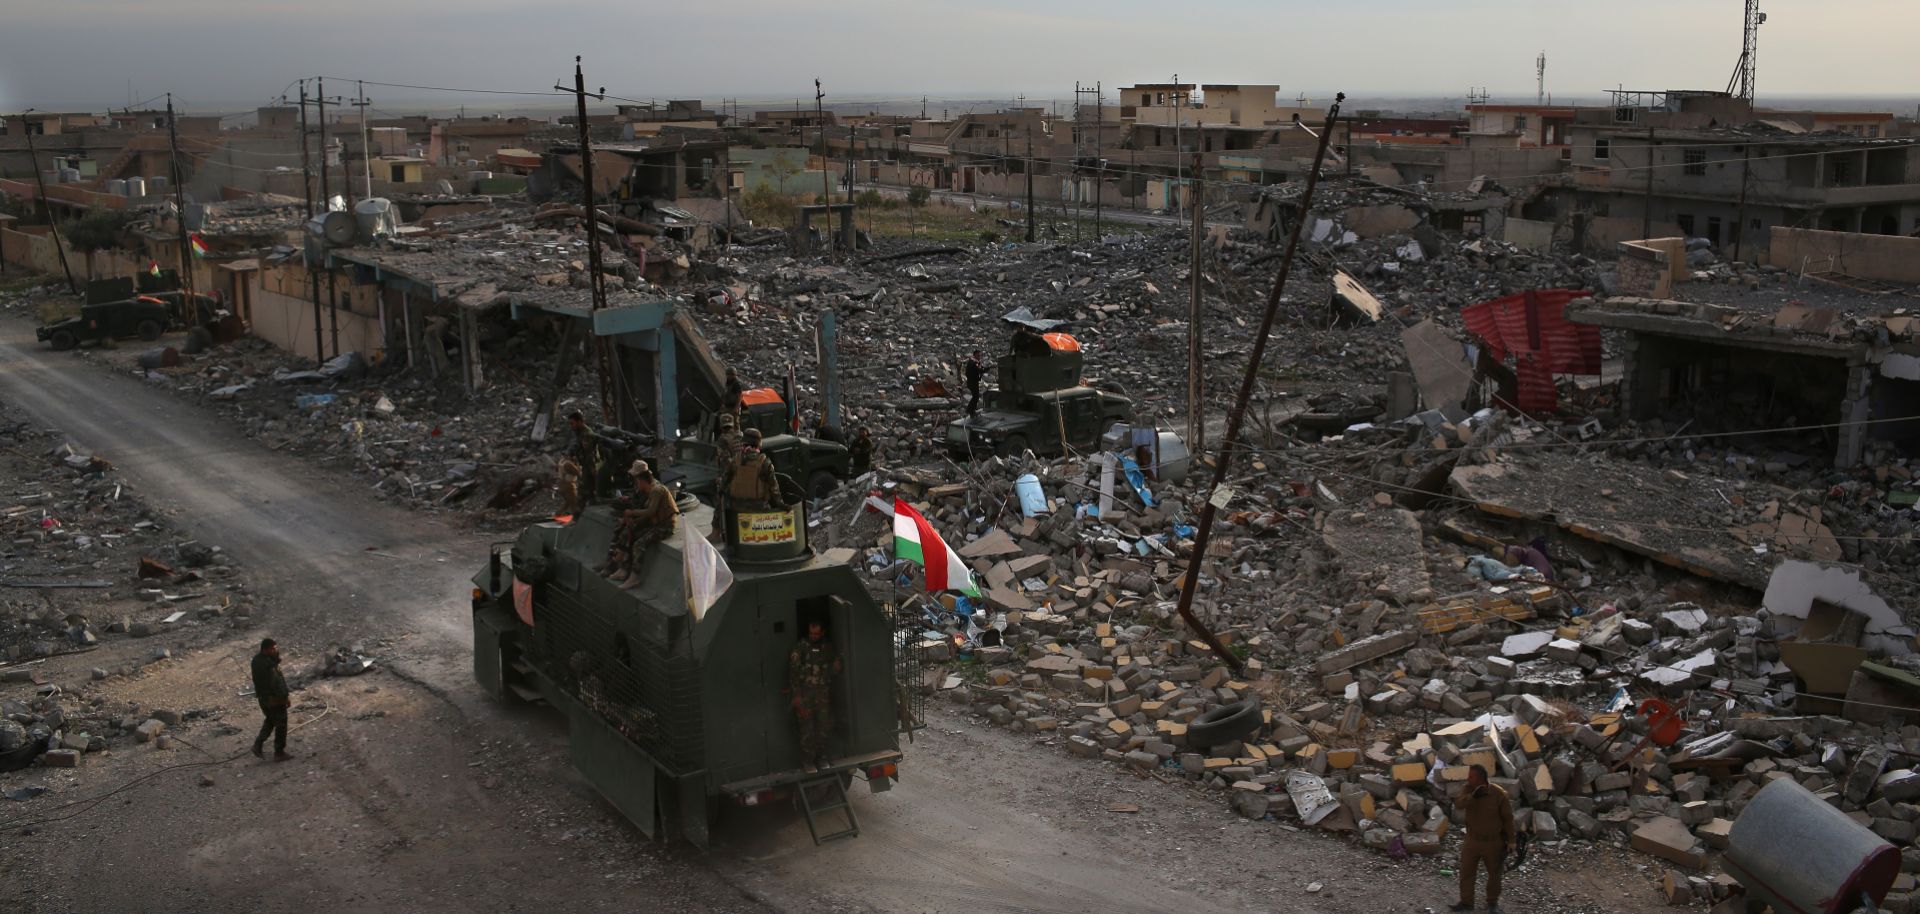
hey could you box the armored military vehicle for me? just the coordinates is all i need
[471,486,919,847]
[944,336,1133,458]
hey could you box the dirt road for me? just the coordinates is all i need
[0,321,1672,914]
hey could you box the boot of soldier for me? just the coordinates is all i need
[608,567,630,583]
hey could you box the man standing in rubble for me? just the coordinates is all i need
[964,351,984,415]
[724,428,784,510]
[566,410,605,502]
[848,426,875,475]
[1452,764,1516,914]
[787,620,840,769]
[250,638,294,761]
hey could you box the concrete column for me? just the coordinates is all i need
[1814,153,1827,189]
[1617,334,1643,418]
[1837,363,1872,467]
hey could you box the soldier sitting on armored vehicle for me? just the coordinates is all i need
[607,461,678,589]
[723,428,785,510]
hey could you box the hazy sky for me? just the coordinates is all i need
[2,0,1915,115]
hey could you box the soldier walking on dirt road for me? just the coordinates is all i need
[251,638,294,761]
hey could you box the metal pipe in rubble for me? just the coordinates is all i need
[1168,92,1345,676]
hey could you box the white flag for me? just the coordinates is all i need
[684,532,734,622]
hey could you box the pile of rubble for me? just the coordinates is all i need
[0,403,252,772]
[810,399,1920,900]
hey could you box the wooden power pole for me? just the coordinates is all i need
[165,94,195,298]
[1187,150,1204,453]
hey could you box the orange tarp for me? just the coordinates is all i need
[741,387,784,407]
[1043,333,1081,352]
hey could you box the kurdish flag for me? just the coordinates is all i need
[148,261,163,277]
[188,233,208,258]
[892,497,979,596]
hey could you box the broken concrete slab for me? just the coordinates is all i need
[1632,816,1707,869]
[1314,630,1418,676]
[1501,631,1553,659]
[1400,319,1474,413]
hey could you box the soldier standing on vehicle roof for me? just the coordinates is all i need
[721,367,745,426]
[964,351,984,415]
[724,428,784,510]
[566,410,606,501]
[787,621,840,769]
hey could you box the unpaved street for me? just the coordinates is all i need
[0,319,1670,913]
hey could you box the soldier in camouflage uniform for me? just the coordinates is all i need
[787,621,840,768]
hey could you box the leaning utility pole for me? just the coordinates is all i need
[815,79,830,207]
[567,56,617,422]
[1187,150,1204,454]
[165,94,195,298]
[19,111,78,295]
[1093,80,1103,238]
[1169,93,1346,676]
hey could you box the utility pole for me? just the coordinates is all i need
[1093,80,1102,238]
[165,94,195,298]
[354,81,372,199]
[317,76,340,359]
[1187,149,1204,454]
[296,82,313,220]
[19,111,78,295]
[566,57,616,422]
[1734,145,1752,262]
[1641,121,1656,239]
[1025,130,1036,243]
[1174,74,1182,219]
[815,79,830,206]
[298,81,323,361]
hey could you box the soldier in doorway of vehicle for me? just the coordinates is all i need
[848,426,875,475]
[786,621,841,769]
[723,428,784,510]
[964,351,984,415]
[610,461,678,589]
[1452,764,1516,914]
[1010,325,1051,358]
[566,410,606,500]
[250,638,294,761]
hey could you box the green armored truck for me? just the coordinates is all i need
[470,490,918,847]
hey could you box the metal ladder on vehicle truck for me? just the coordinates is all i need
[796,774,859,844]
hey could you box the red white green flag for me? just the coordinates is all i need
[188,233,208,258]
[892,497,979,596]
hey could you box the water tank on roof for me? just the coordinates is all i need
[58,168,80,183]
[307,211,357,247]
[149,175,169,192]
[125,177,146,197]
[353,198,396,239]
[106,179,127,196]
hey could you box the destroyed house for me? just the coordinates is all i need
[1569,294,1920,467]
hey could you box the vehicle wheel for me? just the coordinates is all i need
[1185,700,1262,748]
[49,330,77,351]
[136,320,162,341]
[996,434,1030,458]
[807,470,839,501]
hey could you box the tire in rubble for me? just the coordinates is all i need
[995,433,1030,458]
[137,319,163,342]
[1184,700,1262,748]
